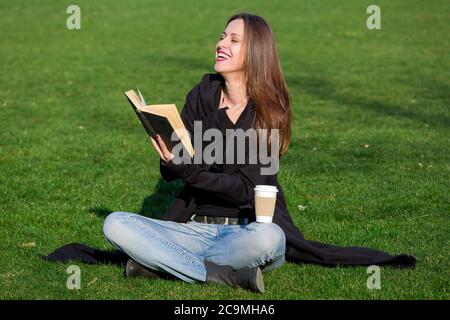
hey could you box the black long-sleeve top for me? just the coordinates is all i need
[160,73,416,269]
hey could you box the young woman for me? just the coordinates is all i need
[103,13,415,293]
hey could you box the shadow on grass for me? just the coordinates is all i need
[84,179,183,271]
[90,207,113,218]
[286,74,450,128]
[90,178,183,220]
[282,71,450,175]
[137,179,184,218]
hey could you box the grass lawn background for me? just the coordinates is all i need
[0,0,448,299]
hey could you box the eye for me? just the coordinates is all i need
[232,40,238,43]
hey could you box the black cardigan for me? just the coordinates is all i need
[159,73,416,269]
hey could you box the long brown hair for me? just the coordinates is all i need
[226,13,292,155]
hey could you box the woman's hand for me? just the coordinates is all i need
[150,135,174,162]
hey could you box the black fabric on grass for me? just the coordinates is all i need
[44,73,416,269]
[42,243,128,266]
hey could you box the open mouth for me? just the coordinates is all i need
[216,51,230,62]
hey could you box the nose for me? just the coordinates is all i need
[217,38,228,51]
[217,44,229,54]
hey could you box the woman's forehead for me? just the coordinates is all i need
[224,19,244,36]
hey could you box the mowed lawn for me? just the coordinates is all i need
[0,0,448,299]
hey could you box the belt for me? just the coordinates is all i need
[192,214,249,225]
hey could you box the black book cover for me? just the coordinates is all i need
[141,111,180,151]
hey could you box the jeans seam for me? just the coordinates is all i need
[128,217,205,270]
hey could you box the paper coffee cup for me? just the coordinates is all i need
[254,185,278,223]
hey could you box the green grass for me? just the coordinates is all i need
[0,0,449,299]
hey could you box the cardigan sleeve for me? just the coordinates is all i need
[160,160,269,205]
[161,118,271,205]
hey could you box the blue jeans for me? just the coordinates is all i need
[103,211,286,283]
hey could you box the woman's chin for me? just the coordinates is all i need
[214,64,226,73]
[214,64,237,74]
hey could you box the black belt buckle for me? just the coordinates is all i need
[192,215,248,225]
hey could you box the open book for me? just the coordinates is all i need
[124,89,195,158]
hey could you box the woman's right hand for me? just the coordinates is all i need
[150,135,174,163]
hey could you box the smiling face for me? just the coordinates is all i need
[214,19,245,75]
